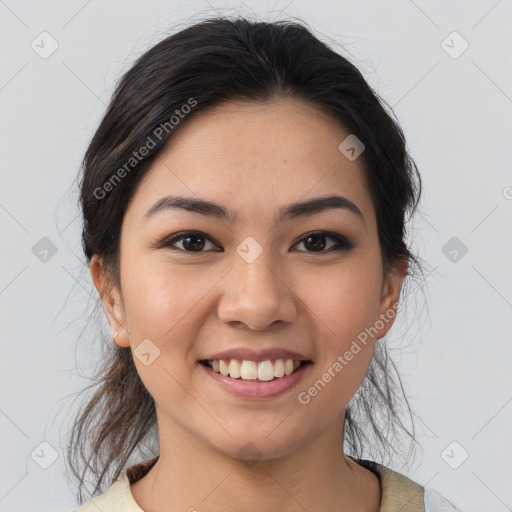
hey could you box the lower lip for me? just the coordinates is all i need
[199,361,313,399]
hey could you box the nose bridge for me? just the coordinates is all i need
[233,236,281,298]
[217,235,296,329]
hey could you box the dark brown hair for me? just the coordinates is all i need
[65,16,426,503]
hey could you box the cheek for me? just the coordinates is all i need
[120,264,203,409]
[296,264,380,404]
[298,280,377,413]
[121,261,205,339]
[302,264,381,346]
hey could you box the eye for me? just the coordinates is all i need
[160,231,221,253]
[292,231,353,253]
[158,230,353,254]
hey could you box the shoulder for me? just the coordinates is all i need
[352,457,462,512]
[423,487,462,511]
[71,459,154,512]
[72,479,125,512]
[73,481,120,512]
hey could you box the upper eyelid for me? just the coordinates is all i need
[161,230,351,250]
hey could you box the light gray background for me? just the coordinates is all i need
[1,1,511,510]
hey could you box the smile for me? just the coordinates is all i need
[199,359,313,399]
[200,358,307,381]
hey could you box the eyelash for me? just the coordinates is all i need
[158,230,353,254]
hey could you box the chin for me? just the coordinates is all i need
[205,427,308,465]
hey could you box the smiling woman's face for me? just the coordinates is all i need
[92,96,406,462]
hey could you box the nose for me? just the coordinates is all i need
[217,247,298,331]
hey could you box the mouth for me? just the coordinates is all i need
[198,357,314,399]
[199,358,312,382]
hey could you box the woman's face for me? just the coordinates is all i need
[92,97,406,461]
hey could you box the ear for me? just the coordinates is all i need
[90,254,130,348]
[375,256,408,340]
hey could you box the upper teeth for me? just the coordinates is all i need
[208,359,302,381]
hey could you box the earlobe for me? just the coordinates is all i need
[109,302,130,347]
[112,329,129,348]
[104,291,130,347]
[377,257,408,339]
[89,255,129,347]
[103,288,129,347]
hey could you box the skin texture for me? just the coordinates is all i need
[90,97,408,511]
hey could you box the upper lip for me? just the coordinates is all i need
[201,347,311,363]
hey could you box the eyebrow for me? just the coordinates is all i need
[144,194,365,226]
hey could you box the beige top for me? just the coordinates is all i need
[73,456,460,511]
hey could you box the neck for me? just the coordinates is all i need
[130,413,381,512]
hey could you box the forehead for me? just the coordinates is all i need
[124,97,375,229]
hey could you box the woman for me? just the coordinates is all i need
[68,16,461,511]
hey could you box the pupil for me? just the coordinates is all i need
[305,234,326,251]
[184,235,204,251]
